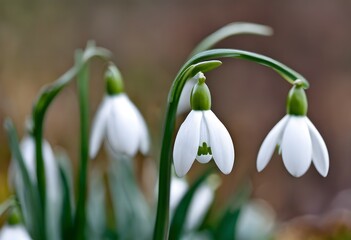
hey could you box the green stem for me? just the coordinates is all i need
[30,42,110,239]
[153,49,309,240]
[33,116,46,239]
[74,54,90,240]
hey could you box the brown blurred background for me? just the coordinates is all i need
[1,0,351,237]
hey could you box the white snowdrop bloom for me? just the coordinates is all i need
[169,176,215,231]
[89,64,150,158]
[169,176,189,212]
[235,199,275,240]
[257,83,329,177]
[185,183,214,231]
[173,73,234,177]
[0,225,32,240]
[10,136,61,240]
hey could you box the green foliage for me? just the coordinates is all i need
[2,22,311,240]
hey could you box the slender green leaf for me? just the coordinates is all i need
[0,196,16,218]
[31,42,111,232]
[213,182,251,240]
[191,22,273,56]
[87,170,106,240]
[3,119,43,239]
[109,156,152,240]
[56,151,74,239]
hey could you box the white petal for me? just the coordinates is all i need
[125,97,150,155]
[196,116,212,163]
[20,136,36,181]
[42,141,62,240]
[196,154,212,163]
[257,115,289,172]
[0,225,32,240]
[281,116,312,177]
[185,184,214,230]
[173,111,202,177]
[177,76,198,115]
[236,200,275,239]
[89,97,111,159]
[170,177,189,212]
[306,118,329,177]
[106,94,140,156]
[204,111,234,174]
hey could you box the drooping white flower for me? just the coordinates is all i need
[89,64,150,158]
[169,176,188,212]
[257,83,329,177]
[170,176,215,231]
[173,72,234,177]
[9,136,61,240]
[235,199,276,240]
[0,225,32,240]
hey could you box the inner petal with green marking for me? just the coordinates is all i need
[196,142,212,163]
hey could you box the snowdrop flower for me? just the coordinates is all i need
[0,225,32,240]
[257,81,329,177]
[173,72,234,177]
[170,176,215,231]
[9,135,61,240]
[90,64,150,158]
[236,199,275,240]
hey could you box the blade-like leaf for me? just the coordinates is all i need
[191,22,273,56]
[87,170,106,240]
[3,119,43,239]
[213,182,252,240]
[108,155,152,240]
[56,151,75,239]
[0,196,16,218]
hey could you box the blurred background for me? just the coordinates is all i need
[1,0,351,238]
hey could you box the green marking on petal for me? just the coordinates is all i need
[197,142,212,156]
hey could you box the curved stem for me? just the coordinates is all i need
[31,42,111,239]
[153,48,309,239]
[182,49,309,90]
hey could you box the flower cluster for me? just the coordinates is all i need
[173,77,329,178]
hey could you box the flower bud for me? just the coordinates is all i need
[190,73,211,111]
[105,64,124,95]
[7,207,22,226]
[286,81,308,116]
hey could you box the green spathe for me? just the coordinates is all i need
[286,82,308,116]
[190,74,211,110]
[105,64,124,95]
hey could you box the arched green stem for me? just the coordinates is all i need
[153,49,309,240]
[31,41,111,239]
